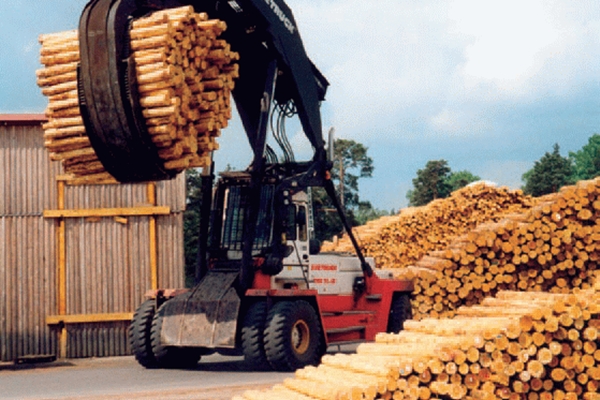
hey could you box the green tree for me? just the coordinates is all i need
[447,170,481,192]
[312,188,344,242]
[522,143,574,196]
[407,160,452,206]
[569,134,600,181]
[183,169,203,287]
[354,201,389,226]
[330,139,374,208]
[313,138,376,242]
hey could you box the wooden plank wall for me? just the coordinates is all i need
[0,116,186,361]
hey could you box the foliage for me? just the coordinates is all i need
[353,201,389,226]
[522,143,574,196]
[407,160,453,206]
[183,168,203,287]
[312,138,376,242]
[311,187,345,243]
[447,170,481,192]
[329,139,374,208]
[569,134,600,181]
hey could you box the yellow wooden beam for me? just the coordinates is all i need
[43,206,171,218]
[147,183,159,290]
[56,180,67,359]
[46,312,134,325]
[55,174,119,185]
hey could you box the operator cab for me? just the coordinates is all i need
[207,169,371,295]
[208,170,277,267]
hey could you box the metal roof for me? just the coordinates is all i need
[0,114,47,125]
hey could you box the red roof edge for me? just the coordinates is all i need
[0,114,47,125]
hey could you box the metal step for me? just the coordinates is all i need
[321,310,375,317]
[326,325,366,335]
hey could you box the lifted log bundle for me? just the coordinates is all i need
[37,6,238,184]
[234,288,600,400]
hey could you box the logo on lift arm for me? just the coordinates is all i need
[263,0,297,34]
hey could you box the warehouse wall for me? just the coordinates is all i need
[0,115,186,361]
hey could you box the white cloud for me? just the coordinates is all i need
[288,0,458,137]
[430,109,460,133]
[2,0,598,211]
[476,160,532,190]
[428,108,494,138]
[287,0,600,142]
[449,0,569,99]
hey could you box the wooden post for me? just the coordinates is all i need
[147,182,159,290]
[56,179,67,359]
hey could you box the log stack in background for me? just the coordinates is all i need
[235,288,600,400]
[401,178,600,320]
[323,180,600,321]
[37,6,238,184]
[322,183,535,270]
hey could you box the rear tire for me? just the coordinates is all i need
[129,299,157,368]
[263,300,323,371]
[387,294,412,333]
[241,301,270,370]
[150,302,201,369]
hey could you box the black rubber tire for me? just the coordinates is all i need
[387,294,413,333]
[263,300,323,371]
[129,299,158,368]
[240,301,270,370]
[150,303,201,369]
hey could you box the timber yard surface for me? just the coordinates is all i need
[0,354,292,400]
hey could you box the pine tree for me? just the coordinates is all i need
[447,170,481,192]
[522,143,574,196]
[407,160,452,206]
[569,134,600,181]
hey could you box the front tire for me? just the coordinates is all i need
[150,303,201,369]
[129,299,158,368]
[240,301,270,369]
[263,300,323,371]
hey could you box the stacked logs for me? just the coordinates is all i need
[322,213,413,253]
[234,289,600,400]
[37,6,238,184]
[400,178,600,320]
[322,183,535,270]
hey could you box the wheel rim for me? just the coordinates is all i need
[291,320,310,355]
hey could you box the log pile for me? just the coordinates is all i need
[401,178,600,320]
[322,213,413,253]
[234,288,600,400]
[322,183,535,270]
[37,6,238,184]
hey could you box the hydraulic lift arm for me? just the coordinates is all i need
[77,0,372,289]
[78,0,328,181]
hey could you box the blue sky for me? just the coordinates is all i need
[2,1,600,211]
